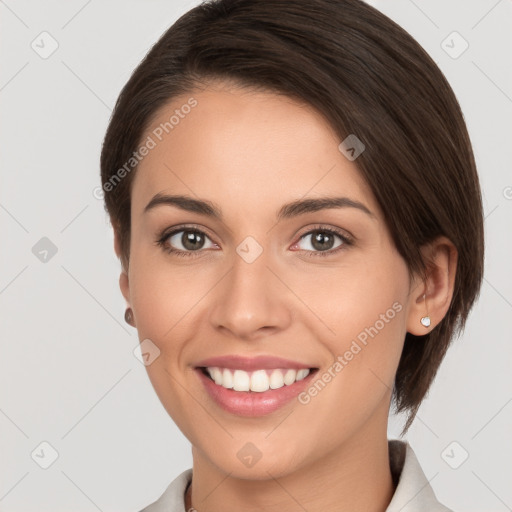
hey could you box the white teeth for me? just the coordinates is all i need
[222,368,234,389]
[269,369,285,389]
[283,369,297,385]
[204,367,311,392]
[233,369,250,391]
[296,369,310,381]
[211,367,223,385]
[250,370,269,392]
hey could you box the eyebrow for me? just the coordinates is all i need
[143,193,375,221]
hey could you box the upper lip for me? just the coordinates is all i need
[195,355,317,371]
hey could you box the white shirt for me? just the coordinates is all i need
[140,439,453,511]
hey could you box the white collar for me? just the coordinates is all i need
[140,440,453,511]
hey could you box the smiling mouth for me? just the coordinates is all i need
[198,366,319,393]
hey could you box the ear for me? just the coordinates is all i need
[406,236,458,335]
[113,227,131,306]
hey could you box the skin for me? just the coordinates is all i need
[114,82,457,512]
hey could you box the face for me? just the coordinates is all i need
[119,83,417,478]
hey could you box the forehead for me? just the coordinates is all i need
[131,86,379,221]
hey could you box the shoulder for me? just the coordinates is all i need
[139,468,192,512]
[386,439,454,512]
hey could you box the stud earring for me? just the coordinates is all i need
[420,293,430,328]
[124,307,135,326]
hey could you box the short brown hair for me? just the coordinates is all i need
[100,0,484,434]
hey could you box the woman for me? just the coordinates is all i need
[100,0,484,510]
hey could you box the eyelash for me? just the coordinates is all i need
[155,224,354,259]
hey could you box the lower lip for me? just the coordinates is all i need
[196,368,316,417]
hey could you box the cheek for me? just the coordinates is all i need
[127,249,204,431]
[298,252,408,339]
[308,253,409,389]
[128,244,204,337]
[291,286,408,458]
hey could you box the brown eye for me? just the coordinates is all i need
[296,229,345,253]
[166,229,215,251]
[310,230,338,251]
[157,227,217,257]
[177,230,206,251]
[290,225,354,259]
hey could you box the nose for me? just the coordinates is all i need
[208,248,293,341]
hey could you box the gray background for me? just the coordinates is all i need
[1,0,511,510]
